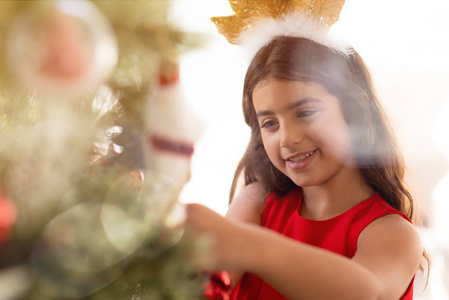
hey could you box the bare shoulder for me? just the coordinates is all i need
[358,214,422,254]
[353,214,423,299]
[226,182,269,225]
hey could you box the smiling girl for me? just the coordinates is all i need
[185,3,427,300]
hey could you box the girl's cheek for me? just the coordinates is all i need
[316,127,353,163]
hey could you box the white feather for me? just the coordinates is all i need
[237,13,353,60]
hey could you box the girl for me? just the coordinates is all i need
[186,7,427,300]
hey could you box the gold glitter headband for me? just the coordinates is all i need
[211,0,345,45]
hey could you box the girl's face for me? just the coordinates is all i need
[253,79,355,188]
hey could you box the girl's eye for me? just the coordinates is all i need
[261,120,278,129]
[297,109,317,118]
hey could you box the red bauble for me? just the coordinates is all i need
[204,271,231,300]
[0,193,16,244]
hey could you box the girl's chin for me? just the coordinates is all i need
[287,175,318,188]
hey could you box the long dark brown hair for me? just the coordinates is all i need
[230,35,430,276]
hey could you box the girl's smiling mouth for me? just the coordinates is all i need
[286,150,316,162]
[285,149,317,169]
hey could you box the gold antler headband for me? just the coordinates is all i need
[211,0,350,57]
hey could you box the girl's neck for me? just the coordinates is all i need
[301,167,374,221]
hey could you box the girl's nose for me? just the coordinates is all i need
[280,122,303,148]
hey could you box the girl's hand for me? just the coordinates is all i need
[184,203,254,272]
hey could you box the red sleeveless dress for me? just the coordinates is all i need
[230,188,414,300]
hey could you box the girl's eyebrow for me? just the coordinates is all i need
[256,97,321,118]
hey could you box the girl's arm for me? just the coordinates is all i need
[185,204,422,300]
[224,182,267,288]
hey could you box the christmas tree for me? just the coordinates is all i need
[0,1,208,299]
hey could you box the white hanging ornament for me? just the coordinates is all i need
[145,64,205,190]
[5,0,118,99]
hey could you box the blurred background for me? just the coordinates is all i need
[172,0,449,298]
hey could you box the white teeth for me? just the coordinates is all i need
[289,150,314,162]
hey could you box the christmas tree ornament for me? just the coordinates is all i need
[0,192,16,245]
[145,61,204,190]
[5,0,118,99]
[211,0,351,58]
[204,271,232,300]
